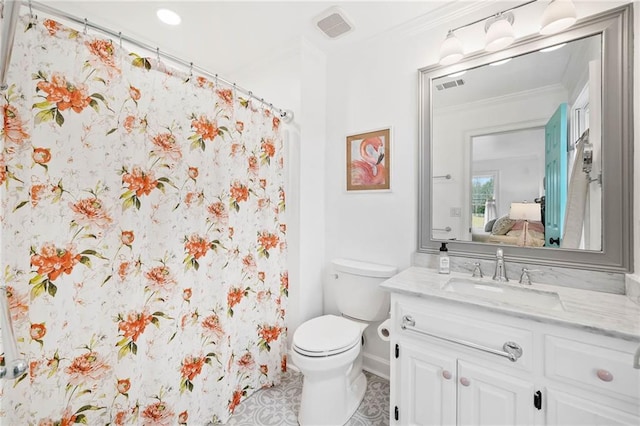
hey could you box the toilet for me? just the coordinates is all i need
[291,258,397,426]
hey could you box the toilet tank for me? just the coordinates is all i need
[332,258,397,322]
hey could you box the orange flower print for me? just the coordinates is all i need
[235,121,244,133]
[65,350,111,385]
[260,179,267,189]
[121,230,135,246]
[31,243,81,282]
[258,231,279,257]
[141,401,174,426]
[228,227,234,239]
[86,39,120,75]
[196,76,209,88]
[272,116,281,131]
[70,197,112,229]
[258,325,282,351]
[242,254,256,273]
[36,73,92,113]
[228,389,245,414]
[117,378,131,395]
[216,89,233,107]
[230,181,249,211]
[123,115,136,133]
[117,261,130,280]
[227,287,245,309]
[180,355,205,385]
[237,352,255,371]
[207,201,228,224]
[188,166,198,180]
[144,265,176,292]
[151,132,182,162]
[6,285,28,322]
[201,314,224,341]
[182,288,192,301]
[184,191,204,207]
[43,19,61,35]
[32,147,51,164]
[129,85,141,101]
[260,364,269,375]
[178,410,188,425]
[114,410,128,426]
[30,360,43,383]
[0,155,7,186]
[122,166,157,197]
[248,156,259,175]
[3,104,29,144]
[190,115,221,150]
[184,234,209,260]
[30,323,47,340]
[281,354,287,372]
[258,271,265,282]
[118,311,153,343]
[60,407,78,426]
[230,143,243,157]
[260,138,276,165]
[280,272,289,297]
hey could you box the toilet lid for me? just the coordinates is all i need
[293,315,361,355]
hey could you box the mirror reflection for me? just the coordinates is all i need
[431,34,602,251]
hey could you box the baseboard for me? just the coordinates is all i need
[363,352,390,381]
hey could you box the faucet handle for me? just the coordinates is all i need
[519,267,536,285]
[471,262,483,278]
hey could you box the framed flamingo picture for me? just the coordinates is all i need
[346,128,391,191]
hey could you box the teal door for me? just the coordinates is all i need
[544,103,568,247]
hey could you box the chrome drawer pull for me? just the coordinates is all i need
[401,315,523,362]
[596,369,614,382]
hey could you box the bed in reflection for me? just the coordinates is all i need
[473,215,545,247]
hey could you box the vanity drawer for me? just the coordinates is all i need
[544,335,640,403]
[396,299,534,372]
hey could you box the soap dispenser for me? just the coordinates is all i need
[439,242,450,274]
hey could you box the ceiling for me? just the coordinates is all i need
[45,1,453,76]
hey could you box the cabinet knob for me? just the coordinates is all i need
[596,369,614,382]
[459,377,470,387]
[442,370,452,380]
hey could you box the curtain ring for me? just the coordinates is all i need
[118,31,122,48]
[189,62,193,77]
[83,18,88,35]
[156,47,160,62]
[214,73,218,86]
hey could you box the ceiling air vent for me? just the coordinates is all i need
[315,7,354,39]
[436,79,465,91]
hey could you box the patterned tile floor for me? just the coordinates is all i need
[227,370,390,425]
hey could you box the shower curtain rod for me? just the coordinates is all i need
[1,0,294,122]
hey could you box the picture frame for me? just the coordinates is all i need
[346,128,390,191]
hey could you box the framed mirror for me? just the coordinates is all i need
[418,4,633,272]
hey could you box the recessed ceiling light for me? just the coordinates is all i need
[489,58,512,66]
[157,9,181,26]
[539,43,567,53]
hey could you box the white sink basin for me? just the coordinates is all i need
[442,278,564,311]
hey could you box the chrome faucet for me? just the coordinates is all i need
[492,248,509,282]
[519,268,532,285]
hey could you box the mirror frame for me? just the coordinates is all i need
[418,4,633,273]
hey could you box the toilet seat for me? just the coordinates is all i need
[293,315,362,357]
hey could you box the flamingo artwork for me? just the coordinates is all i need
[349,135,388,189]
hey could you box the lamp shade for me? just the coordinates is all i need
[540,0,577,35]
[509,202,541,221]
[439,31,464,65]
[485,13,515,52]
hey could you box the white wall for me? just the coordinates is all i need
[323,0,635,378]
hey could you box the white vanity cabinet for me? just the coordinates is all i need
[389,293,640,426]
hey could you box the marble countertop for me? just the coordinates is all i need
[381,266,640,342]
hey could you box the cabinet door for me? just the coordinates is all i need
[546,388,640,426]
[397,341,456,425]
[457,361,535,426]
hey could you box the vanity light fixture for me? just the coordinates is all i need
[157,8,181,26]
[439,30,464,66]
[540,0,577,35]
[485,13,515,52]
[437,0,577,65]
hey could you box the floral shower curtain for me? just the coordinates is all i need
[0,14,288,425]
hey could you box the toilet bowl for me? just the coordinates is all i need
[291,314,368,426]
[291,259,397,426]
